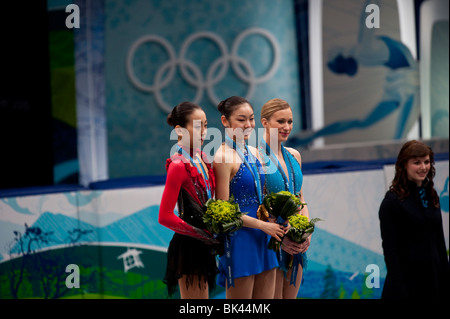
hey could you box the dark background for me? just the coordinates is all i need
[0,0,54,189]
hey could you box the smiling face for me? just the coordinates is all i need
[261,107,293,143]
[221,103,255,141]
[405,155,431,186]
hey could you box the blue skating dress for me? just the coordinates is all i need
[217,148,278,288]
[259,141,307,284]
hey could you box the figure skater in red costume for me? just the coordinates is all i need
[159,101,218,299]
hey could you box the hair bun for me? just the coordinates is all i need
[217,96,250,119]
[167,101,201,128]
[166,112,174,126]
[217,100,225,115]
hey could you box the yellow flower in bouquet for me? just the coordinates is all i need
[286,214,323,245]
[202,196,246,235]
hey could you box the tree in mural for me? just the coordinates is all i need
[320,264,340,299]
[7,223,95,299]
[360,272,375,299]
[8,223,53,299]
[351,289,361,299]
[338,282,347,299]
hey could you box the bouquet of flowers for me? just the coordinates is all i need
[203,196,246,288]
[202,196,246,235]
[263,190,306,252]
[286,214,322,245]
[281,214,323,285]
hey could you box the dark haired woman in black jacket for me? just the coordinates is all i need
[379,140,449,299]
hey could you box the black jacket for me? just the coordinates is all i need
[379,181,449,299]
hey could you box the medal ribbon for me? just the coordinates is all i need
[177,145,212,200]
[260,139,304,284]
[223,136,264,288]
[225,136,263,205]
[260,139,297,194]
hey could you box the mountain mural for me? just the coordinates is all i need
[5,206,386,276]
[307,228,387,276]
[6,205,174,256]
[2,205,387,299]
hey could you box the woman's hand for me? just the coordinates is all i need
[268,216,291,234]
[297,235,311,253]
[281,235,311,255]
[193,227,220,245]
[259,221,285,241]
[281,236,302,255]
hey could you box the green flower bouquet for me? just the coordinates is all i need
[264,191,306,252]
[202,196,246,235]
[203,196,246,287]
[284,214,323,285]
[286,214,322,245]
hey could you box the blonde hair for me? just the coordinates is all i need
[261,98,291,120]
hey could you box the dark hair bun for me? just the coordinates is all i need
[217,100,226,115]
[167,101,201,128]
[166,112,174,126]
[217,96,251,119]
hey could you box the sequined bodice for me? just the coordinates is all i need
[229,155,265,218]
[177,188,207,229]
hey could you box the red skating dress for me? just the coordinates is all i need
[158,148,218,297]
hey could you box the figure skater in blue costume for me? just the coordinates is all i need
[213,96,284,299]
[288,0,420,147]
[259,98,311,299]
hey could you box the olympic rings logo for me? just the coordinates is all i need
[126,27,280,113]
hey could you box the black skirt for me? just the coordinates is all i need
[163,233,219,298]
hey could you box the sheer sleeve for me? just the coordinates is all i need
[158,158,216,243]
